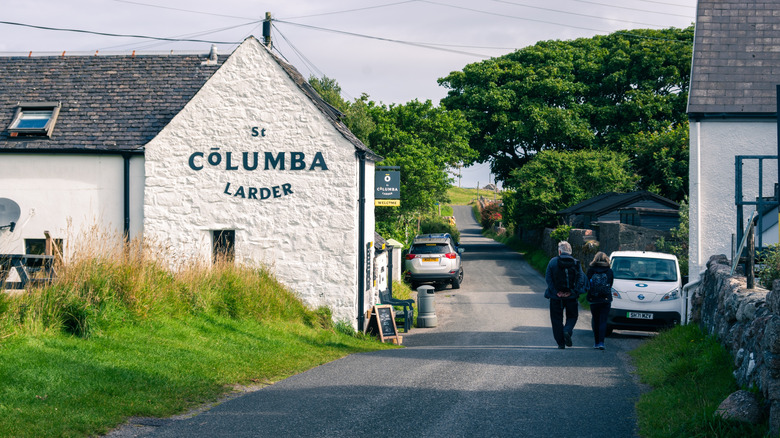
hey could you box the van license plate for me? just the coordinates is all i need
[627,312,653,320]
[422,258,438,262]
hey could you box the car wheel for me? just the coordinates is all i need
[410,282,420,291]
[452,269,463,289]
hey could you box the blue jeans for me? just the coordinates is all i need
[590,302,611,344]
[549,298,578,347]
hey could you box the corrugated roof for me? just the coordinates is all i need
[558,191,678,216]
[688,0,780,115]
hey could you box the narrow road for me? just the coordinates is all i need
[130,205,649,438]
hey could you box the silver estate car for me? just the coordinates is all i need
[404,233,464,290]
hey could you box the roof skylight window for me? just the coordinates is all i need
[8,102,61,137]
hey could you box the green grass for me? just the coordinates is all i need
[447,186,481,205]
[630,324,769,437]
[0,240,394,437]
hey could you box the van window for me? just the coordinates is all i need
[611,257,677,281]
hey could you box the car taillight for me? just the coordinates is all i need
[405,254,418,260]
[444,253,457,259]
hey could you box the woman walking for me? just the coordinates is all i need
[586,251,614,350]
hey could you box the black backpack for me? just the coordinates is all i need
[587,272,611,302]
[553,256,578,293]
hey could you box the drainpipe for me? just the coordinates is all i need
[123,152,131,239]
[357,150,367,330]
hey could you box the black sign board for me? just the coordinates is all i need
[375,171,400,200]
[364,305,398,343]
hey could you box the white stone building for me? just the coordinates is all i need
[0,37,382,327]
[688,0,780,280]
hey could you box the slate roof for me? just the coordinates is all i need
[688,0,780,115]
[557,191,679,216]
[0,37,380,160]
[0,53,227,152]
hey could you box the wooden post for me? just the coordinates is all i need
[747,220,755,289]
[44,231,52,256]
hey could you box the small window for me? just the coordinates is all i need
[8,102,61,137]
[212,230,235,263]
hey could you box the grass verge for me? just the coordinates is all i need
[447,186,481,205]
[0,241,394,437]
[630,324,769,437]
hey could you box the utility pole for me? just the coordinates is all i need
[263,12,272,49]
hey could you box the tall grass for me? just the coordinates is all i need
[0,231,391,437]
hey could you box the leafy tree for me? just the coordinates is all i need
[655,196,689,276]
[308,76,476,244]
[438,27,693,184]
[629,123,689,201]
[507,149,638,229]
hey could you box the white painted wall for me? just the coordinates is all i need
[0,153,144,255]
[689,118,778,280]
[144,37,374,326]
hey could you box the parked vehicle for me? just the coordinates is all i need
[404,233,464,290]
[607,251,683,335]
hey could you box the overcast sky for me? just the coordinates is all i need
[1,0,697,188]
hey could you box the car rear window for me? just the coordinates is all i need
[611,257,677,281]
[411,243,450,254]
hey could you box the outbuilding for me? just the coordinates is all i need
[0,37,382,328]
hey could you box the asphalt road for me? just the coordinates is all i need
[111,205,650,438]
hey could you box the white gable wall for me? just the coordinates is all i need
[689,118,777,280]
[144,38,372,325]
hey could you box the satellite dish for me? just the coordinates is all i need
[0,198,21,232]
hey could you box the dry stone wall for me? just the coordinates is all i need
[692,255,780,434]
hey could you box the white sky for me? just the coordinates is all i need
[1,0,697,188]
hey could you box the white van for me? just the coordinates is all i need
[607,251,683,335]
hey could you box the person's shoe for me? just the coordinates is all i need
[558,344,565,349]
[597,343,605,350]
[593,344,600,349]
[564,331,573,347]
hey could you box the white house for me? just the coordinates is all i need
[0,37,383,328]
[688,0,780,280]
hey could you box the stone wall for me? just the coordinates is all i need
[542,223,671,265]
[691,255,780,434]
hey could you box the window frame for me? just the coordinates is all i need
[8,102,61,138]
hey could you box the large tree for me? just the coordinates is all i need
[506,149,638,229]
[438,27,693,188]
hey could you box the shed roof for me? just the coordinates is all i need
[688,0,780,115]
[0,38,379,160]
[558,191,679,217]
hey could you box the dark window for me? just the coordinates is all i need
[410,243,451,255]
[25,238,63,256]
[8,102,61,138]
[212,230,235,263]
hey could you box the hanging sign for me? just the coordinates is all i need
[375,170,400,207]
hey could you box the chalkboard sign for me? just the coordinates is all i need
[364,305,399,343]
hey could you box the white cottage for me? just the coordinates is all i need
[688,0,780,280]
[0,37,382,327]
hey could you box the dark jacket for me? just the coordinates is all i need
[586,264,614,304]
[544,253,585,300]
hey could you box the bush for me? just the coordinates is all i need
[758,244,780,289]
[420,216,460,243]
[550,225,572,244]
[480,202,503,230]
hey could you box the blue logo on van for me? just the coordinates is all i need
[635,283,648,288]
[638,294,646,300]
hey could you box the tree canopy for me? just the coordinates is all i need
[438,27,694,189]
[505,149,638,229]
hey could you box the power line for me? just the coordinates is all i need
[274,20,494,58]
[272,23,325,79]
[421,0,668,31]
[485,0,691,23]
[0,20,244,44]
[111,0,253,20]
[280,0,417,20]
[569,0,695,17]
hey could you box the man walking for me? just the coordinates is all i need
[544,241,585,349]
